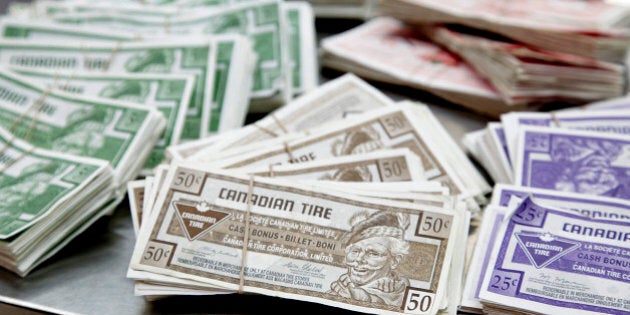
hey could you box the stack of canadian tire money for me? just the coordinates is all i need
[126,74,491,315]
[0,0,320,277]
[5,0,319,114]
[0,65,165,276]
[462,95,630,315]
[320,0,630,117]
[2,1,630,315]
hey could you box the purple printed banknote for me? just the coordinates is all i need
[478,197,630,315]
[514,126,630,199]
[502,109,630,161]
[461,185,630,312]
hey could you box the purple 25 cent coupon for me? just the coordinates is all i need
[479,197,630,315]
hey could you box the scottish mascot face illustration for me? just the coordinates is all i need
[330,211,410,306]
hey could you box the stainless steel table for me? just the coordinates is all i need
[0,7,491,314]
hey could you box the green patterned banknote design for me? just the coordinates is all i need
[0,71,153,169]
[0,41,212,140]
[100,78,187,168]
[14,70,192,169]
[50,1,284,99]
[124,49,176,73]
[0,132,104,239]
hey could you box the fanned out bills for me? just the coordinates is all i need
[0,22,257,135]
[461,184,630,312]
[479,197,630,315]
[379,0,630,62]
[0,124,115,276]
[0,0,320,275]
[131,163,460,315]
[188,103,489,202]
[316,1,630,116]
[12,68,194,171]
[464,97,630,184]
[48,1,291,107]
[0,68,165,186]
[0,0,318,277]
[166,73,394,161]
[321,16,630,117]
[321,17,526,118]
[424,25,626,105]
[460,96,630,314]
[0,37,251,140]
[3,0,319,111]
[124,75,488,314]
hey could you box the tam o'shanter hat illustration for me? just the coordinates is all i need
[343,211,410,245]
[333,126,382,156]
[325,166,372,182]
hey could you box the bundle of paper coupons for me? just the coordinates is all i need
[126,74,491,314]
[5,0,318,129]
[461,96,630,314]
[0,65,165,276]
[0,0,319,276]
[320,0,630,117]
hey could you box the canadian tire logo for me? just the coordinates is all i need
[173,201,231,241]
[515,232,580,269]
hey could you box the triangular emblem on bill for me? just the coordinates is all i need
[173,200,231,241]
[514,232,581,269]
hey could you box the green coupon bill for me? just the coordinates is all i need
[0,38,222,139]
[11,69,194,170]
[28,0,315,96]
[0,23,254,136]
[0,124,112,239]
[0,68,164,184]
[48,0,291,104]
